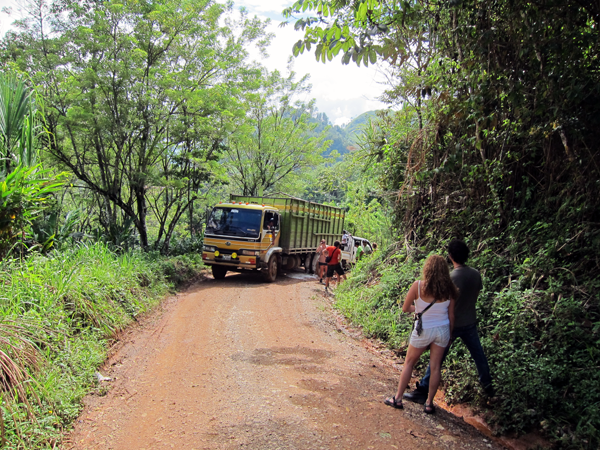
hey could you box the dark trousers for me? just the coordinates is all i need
[418,323,493,391]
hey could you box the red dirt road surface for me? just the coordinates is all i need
[65,271,501,450]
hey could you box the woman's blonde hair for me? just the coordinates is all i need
[421,255,458,300]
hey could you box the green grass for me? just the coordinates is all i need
[336,247,420,349]
[0,243,203,449]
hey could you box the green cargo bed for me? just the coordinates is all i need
[230,195,345,254]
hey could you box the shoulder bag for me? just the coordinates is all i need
[414,281,436,336]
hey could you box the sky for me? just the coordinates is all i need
[0,0,17,33]
[0,0,388,126]
[236,0,388,125]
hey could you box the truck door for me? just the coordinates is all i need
[262,211,280,245]
[347,236,356,263]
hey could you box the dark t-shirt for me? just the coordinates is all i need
[326,246,341,265]
[451,266,483,328]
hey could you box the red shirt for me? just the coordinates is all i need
[326,246,341,265]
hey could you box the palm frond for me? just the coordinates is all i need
[0,72,37,172]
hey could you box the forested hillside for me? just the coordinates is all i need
[285,0,600,448]
[309,110,378,155]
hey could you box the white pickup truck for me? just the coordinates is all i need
[341,235,373,267]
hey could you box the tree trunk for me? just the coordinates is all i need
[135,188,148,248]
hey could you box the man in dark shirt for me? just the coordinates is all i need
[404,239,494,403]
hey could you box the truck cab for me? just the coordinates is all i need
[202,202,282,281]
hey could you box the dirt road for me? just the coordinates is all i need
[65,271,501,450]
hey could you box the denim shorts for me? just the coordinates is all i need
[410,324,450,349]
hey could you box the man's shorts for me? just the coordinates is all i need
[409,324,450,349]
[326,264,344,278]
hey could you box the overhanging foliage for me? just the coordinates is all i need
[285,0,600,446]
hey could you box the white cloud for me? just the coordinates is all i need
[334,116,351,126]
[0,0,21,35]
[234,0,388,123]
[236,0,291,15]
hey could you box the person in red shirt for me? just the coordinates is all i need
[325,240,346,292]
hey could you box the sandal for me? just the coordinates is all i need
[384,396,404,409]
[424,402,436,414]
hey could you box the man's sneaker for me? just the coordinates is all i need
[319,278,323,284]
[483,383,495,397]
[325,286,328,292]
[402,390,427,404]
[415,381,428,394]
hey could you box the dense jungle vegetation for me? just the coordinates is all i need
[0,0,598,447]
[285,0,600,448]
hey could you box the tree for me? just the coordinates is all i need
[224,67,331,196]
[3,0,270,250]
[283,0,600,236]
[282,1,426,67]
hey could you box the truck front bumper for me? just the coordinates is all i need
[202,253,258,269]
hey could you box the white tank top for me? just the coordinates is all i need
[415,281,450,329]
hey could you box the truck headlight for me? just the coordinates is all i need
[203,245,217,252]
[241,250,260,256]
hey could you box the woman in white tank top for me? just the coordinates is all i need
[384,255,456,414]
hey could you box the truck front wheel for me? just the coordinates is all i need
[263,256,278,282]
[212,265,228,280]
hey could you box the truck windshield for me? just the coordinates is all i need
[205,207,262,238]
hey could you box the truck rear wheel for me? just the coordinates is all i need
[263,256,278,282]
[211,265,228,280]
[305,253,313,273]
[285,255,297,270]
[311,253,319,274]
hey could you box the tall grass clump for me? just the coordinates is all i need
[336,241,600,449]
[0,242,201,448]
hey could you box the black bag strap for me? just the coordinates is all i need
[329,248,340,263]
[416,299,435,318]
[415,281,436,318]
[414,281,437,336]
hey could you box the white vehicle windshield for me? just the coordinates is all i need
[205,208,262,238]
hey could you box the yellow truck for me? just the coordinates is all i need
[202,195,345,282]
